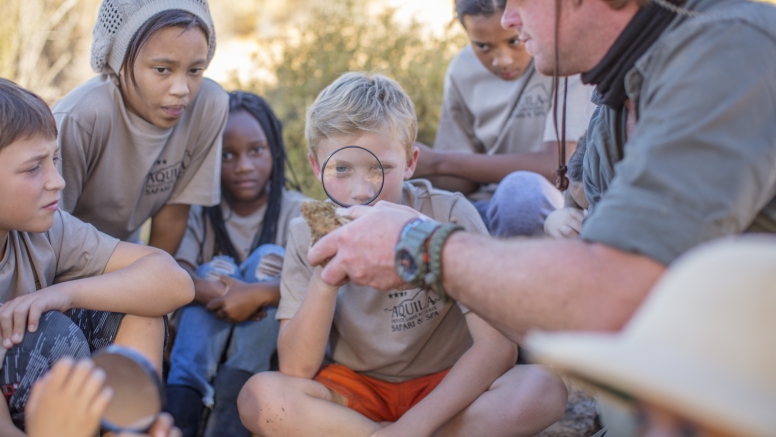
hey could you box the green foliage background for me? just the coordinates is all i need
[227,0,467,199]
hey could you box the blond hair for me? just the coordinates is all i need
[305,72,418,161]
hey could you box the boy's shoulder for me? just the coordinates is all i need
[402,179,487,234]
[287,215,313,251]
[282,189,312,210]
[1,210,119,303]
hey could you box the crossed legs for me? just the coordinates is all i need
[237,364,566,437]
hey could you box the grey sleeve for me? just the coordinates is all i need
[50,211,120,282]
[276,219,315,320]
[55,113,92,214]
[581,22,776,265]
[175,206,207,268]
[433,70,481,153]
[168,81,229,207]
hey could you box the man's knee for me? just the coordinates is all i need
[488,171,564,238]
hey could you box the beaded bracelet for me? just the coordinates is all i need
[424,223,463,303]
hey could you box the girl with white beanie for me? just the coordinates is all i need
[52,0,227,257]
[50,1,227,435]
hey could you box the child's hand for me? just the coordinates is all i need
[116,413,181,437]
[192,277,227,305]
[25,358,112,437]
[0,287,72,348]
[205,277,274,324]
[544,208,586,239]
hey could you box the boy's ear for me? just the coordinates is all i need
[308,152,322,179]
[403,144,421,180]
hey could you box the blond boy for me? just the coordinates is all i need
[237,73,567,437]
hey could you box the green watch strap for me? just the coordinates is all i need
[424,223,463,303]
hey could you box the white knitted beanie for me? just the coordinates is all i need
[91,0,216,75]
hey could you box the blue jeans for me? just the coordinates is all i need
[474,171,564,238]
[167,245,284,407]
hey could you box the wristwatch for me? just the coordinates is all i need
[394,218,441,286]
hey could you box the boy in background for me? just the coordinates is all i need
[237,72,567,437]
[0,78,193,435]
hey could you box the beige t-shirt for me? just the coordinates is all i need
[0,210,120,304]
[176,189,309,267]
[277,180,488,382]
[53,75,228,241]
[434,46,596,200]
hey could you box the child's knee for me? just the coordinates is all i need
[239,372,284,406]
[494,365,567,430]
[515,365,568,420]
[237,372,286,432]
[488,172,564,238]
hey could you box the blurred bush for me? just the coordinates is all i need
[227,0,467,199]
[0,0,99,103]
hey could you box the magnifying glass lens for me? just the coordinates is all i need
[92,346,163,433]
[321,146,385,207]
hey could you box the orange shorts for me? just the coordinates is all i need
[313,364,450,423]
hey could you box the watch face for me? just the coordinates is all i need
[395,249,419,282]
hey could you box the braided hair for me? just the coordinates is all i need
[202,92,288,264]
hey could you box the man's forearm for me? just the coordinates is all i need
[441,234,666,339]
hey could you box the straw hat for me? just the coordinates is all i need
[526,236,776,437]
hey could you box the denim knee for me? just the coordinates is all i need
[487,171,564,238]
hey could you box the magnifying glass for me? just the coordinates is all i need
[92,345,164,433]
[321,146,385,207]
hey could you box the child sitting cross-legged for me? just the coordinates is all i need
[165,92,308,437]
[237,72,568,437]
[0,79,193,436]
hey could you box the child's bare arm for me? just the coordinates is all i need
[205,277,280,323]
[276,267,339,378]
[377,313,517,437]
[0,242,193,349]
[177,261,227,305]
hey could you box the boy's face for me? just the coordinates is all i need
[309,132,419,206]
[463,13,532,81]
[0,136,64,236]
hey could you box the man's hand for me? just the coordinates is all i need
[0,287,72,348]
[205,277,274,324]
[308,201,422,290]
[25,358,112,437]
[544,208,586,239]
